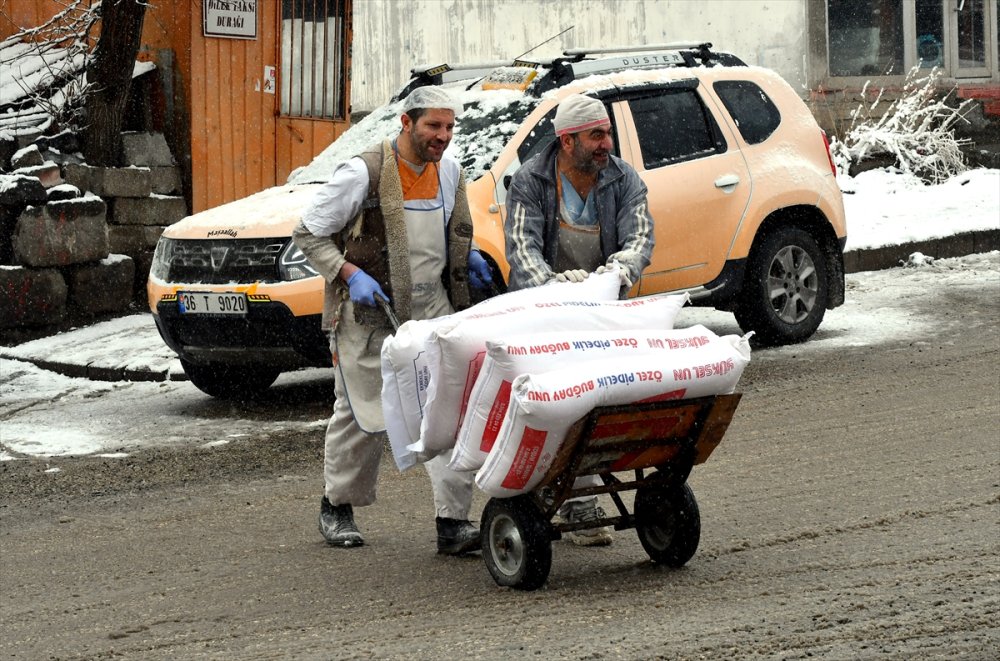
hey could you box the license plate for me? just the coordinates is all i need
[178,291,248,315]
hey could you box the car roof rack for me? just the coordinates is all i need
[529,42,745,96]
[394,42,745,101]
[562,41,714,57]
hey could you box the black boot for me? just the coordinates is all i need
[319,497,364,547]
[436,517,480,555]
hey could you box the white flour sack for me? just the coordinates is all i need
[475,334,751,497]
[381,317,453,470]
[449,324,722,472]
[381,269,622,470]
[411,294,690,458]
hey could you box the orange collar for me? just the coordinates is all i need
[397,158,440,201]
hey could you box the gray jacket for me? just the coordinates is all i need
[504,140,654,293]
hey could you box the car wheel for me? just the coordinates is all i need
[180,359,281,400]
[735,226,828,346]
[634,481,700,567]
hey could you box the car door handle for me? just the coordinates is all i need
[714,174,741,192]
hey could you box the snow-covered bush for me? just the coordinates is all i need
[0,1,98,138]
[830,66,974,184]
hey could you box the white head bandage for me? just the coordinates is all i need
[554,94,610,136]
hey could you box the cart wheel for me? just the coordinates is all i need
[634,481,701,567]
[481,495,552,590]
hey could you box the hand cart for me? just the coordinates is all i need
[479,393,742,590]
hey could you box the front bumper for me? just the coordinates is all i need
[154,296,330,368]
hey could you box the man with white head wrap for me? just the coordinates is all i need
[506,93,654,295]
[293,85,493,553]
[503,92,655,545]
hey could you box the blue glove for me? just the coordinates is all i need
[468,250,493,290]
[346,270,388,307]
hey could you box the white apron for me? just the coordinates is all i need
[334,179,453,433]
[554,169,602,273]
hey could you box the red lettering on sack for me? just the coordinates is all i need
[637,388,687,403]
[500,426,547,490]
[457,352,485,430]
[481,380,513,452]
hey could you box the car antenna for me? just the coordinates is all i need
[464,25,575,90]
[514,25,575,61]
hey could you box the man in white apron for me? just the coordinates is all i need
[504,93,655,545]
[293,86,494,553]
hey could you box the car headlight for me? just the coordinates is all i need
[278,242,319,281]
[150,237,174,280]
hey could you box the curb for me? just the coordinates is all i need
[843,229,999,273]
[4,355,189,383]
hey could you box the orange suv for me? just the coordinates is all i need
[148,43,846,399]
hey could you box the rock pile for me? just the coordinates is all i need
[0,131,186,343]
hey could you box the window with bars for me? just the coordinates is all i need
[280,0,350,119]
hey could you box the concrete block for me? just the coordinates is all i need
[11,144,44,169]
[13,197,109,267]
[109,224,164,254]
[46,183,82,202]
[112,195,188,226]
[121,132,175,167]
[0,266,67,328]
[0,174,48,208]
[149,166,182,195]
[12,161,62,188]
[66,254,135,316]
[99,166,152,198]
[62,163,94,193]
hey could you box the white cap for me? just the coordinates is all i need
[401,86,464,116]
[554,94,610,136]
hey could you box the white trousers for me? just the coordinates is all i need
[323,352,474,520]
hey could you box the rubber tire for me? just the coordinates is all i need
[481,496,552,590]
[734,226,829,346]
[634,481,701,567]
[180,359,281,400]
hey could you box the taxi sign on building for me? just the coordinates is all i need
[203,0,258,40]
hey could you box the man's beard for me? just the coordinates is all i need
[412,132,446,163]
[572,137,608,173]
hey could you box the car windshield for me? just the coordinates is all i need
[288,84,541,185]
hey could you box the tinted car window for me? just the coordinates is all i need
[517,108,558,163]
[629,90,722,169]
[713,80,781,144]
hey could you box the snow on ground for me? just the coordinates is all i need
[841,168,999,250]
[0,168,998,459]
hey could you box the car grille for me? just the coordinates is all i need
[160,238,287,284]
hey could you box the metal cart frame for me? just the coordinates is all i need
[480,393,742,590]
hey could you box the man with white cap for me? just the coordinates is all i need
[293,85,494,553]
[504,92,655,545]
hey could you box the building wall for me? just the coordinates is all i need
[0,0,67,36]
[349,0,809,111]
